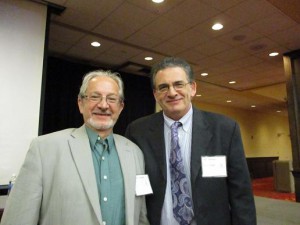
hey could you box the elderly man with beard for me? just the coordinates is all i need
[1,70,149,225]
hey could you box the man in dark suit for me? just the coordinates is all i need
[125,57,256,225]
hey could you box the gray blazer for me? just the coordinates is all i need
[1,125,149,225]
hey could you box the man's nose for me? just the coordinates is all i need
[97,97,109,108]
[167,85,178,95]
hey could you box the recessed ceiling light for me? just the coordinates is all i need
[91,41,101,47]
[251,105,256,108]
[226,100,232,103]
[196,94,202,97]
[144,57,153,61]
[276,110,281,113]
[212,23,223,30]
[152,0,164,3]
[229,81,236,84]
[201,72,208,76]
[269,52,279,57]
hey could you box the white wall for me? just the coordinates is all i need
[0,0,47,184]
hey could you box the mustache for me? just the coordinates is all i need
[92,109,112,115]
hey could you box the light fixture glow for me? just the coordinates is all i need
[226,100,232,103]
[201,72,208,76]
[229,81,236,84]
[212,23,223,30]
[251,105,256,108]
[152,0,164,3]
[276,110,281,113]
[91,41,101,47]
[144,56,153,61]
[269,52,279,57]
[196,94,202,97]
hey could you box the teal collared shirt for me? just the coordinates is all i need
[86,126,125,225]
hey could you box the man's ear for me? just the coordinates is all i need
[153,89,159,102]
[77,97,84,114]
[119,101,125,112]
[190,81,197,97]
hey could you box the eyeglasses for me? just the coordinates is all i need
[156,82,191,93]
[82,94,121,104]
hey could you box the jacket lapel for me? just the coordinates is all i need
[191,108,212,184]
[148,113,167,180]
[114,134,135,225]
[68,125,102,224]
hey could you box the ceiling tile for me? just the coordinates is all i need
[127,0,185,14]
[138,17,188,41]
[192,12,244,39]
[52,8,101,30]
[194,39,233,56]
[72,35,116,54]
[125,32,162,49]
[225,0,281,25]
[213,47,249,62]
[48,39,71,54]
[104,2,157,30]
[230,56,263,68]
[216,26,262,47]
[177,50,206,64]
[130,52,165,66]
[93,20,137,40]
[152,41,187,56]
[94,53,128,68]
[246,62,278,73]
[239,37,280,54]
[168,28,210,49]
[206,61,243,74]
[66,45,100,61]
[201,0,246,11]
[200,68,255,84]
[270,25,300,50]
[49,23,85,44]
[248,11,297,36]
[195,56,224,69]
[53,0,123,30]
[163,0,220,28]
[108,43,142,59]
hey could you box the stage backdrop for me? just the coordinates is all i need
[0,0,47,184]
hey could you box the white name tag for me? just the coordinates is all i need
[201,156,227,177]
[135,175,153,196]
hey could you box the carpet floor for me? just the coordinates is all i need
[252,177,296,202]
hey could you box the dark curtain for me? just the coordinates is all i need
[42,56,155,135]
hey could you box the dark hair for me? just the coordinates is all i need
[150,57,194,89]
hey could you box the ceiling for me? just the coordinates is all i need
[45,0,300,116]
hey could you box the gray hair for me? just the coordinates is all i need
[78,70,124,101]
[150,57,194,89]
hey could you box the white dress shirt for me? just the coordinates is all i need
[161,106,196,225]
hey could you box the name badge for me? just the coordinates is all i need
[135,175,153,196]
[201,156,227,177]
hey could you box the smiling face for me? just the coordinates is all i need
[153,67,196,121]
[78,76,124,138]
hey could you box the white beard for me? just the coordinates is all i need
[87,117,116,131]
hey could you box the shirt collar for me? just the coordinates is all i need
[85,125,114,151]
[163,105,193,132]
